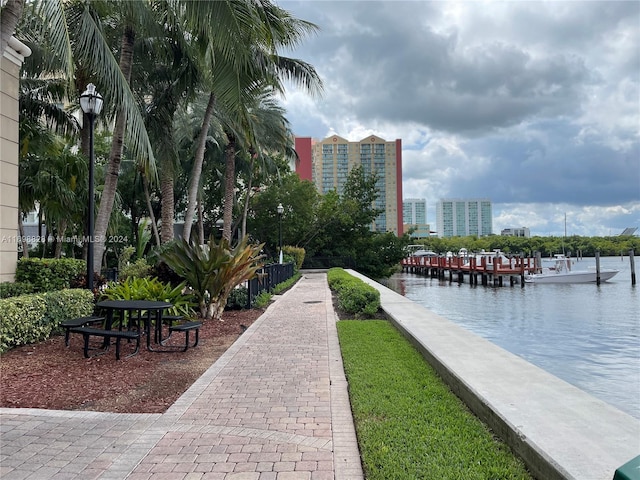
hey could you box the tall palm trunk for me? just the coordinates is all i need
[18,212,28,258]
[240,155,255,238]
[182,92,216,243]
[222,132,237,243]
[160,168,175,243]
[92,26,135,273]
[142,174,160,246]
[54,219,68,258]
[197,197,204,245]
[0,0,24,55]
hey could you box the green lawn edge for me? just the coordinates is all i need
[337,319,534,480]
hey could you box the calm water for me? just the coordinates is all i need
[384,256,640,419]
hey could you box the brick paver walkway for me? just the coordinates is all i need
[0,272,363,480]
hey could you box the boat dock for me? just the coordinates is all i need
[401,251,537,287]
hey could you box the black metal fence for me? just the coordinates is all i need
[247,262,295,307]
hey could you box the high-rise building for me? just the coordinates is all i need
[436,198,492,238]
[294,135,403,236]
[403,198,431,238]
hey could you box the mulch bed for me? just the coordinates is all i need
[0,308,263,413]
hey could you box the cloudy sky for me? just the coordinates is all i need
[276,0,639,237]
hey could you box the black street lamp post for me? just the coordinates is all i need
[79,84,103,291]
[277,203,284,264]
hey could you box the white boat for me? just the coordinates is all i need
[467,249,514,268]
[407,245,438,258]
[524,255,619,284]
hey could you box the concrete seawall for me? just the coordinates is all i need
[346,270,640,480]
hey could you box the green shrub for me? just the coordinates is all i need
[327,267,357,290]
[44,289,95,334]
[283,246,305,271]
[119,258,153,280]
[337,282,380,316]
[0,281,35,298]
[15,258,86,292]
[101,277,196,317]
[226,286,249,310]
[272,272,301,295]
[0,289,94,352]
[327,267,380,317]
[252,291,272,308]
[118,245,135,270]
[0,294,47,352]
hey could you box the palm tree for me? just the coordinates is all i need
[17,0,157,271]
[237,90,298,238]
[138,6,203,244]
[218,52,322,244]
[92,0,164,272]
[178,0,323,244]
[18,72,81,257]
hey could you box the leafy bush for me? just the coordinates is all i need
[327,267,380,317]
[226,286,249,310]
[15,258,86,292]
[283,246,305,271]
[44,289,95,333]
[0,294,47,352]
[327,267,358,290]
[272,272,301,295]
[118,245,135,270]
[119,258,153,280]
[0,281,35,298]
[100,277,196,317]
[253,291,272,308]
[337,282,380,317]
[0,289,94,352]
[68,271,108,295]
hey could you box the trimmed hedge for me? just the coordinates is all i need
[15,258,86,292]
[327,267,380,317]
[0,281,35,298]
[0,289,94,353]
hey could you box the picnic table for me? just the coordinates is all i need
[96,299,173,351]
[66,300,202,359]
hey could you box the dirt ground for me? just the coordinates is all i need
[0,308,263,414]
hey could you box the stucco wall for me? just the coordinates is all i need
[0,38,30,283]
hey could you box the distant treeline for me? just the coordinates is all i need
[413,235,640,258]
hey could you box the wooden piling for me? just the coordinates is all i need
[630,250,636,286]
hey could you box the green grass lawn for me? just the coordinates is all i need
[337,320,534,480]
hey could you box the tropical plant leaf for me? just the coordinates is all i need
[159,235,264,320]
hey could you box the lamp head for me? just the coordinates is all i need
[277,203,284,215]
[80,83,103,116]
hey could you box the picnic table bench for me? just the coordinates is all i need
[60,316,105,346]
[69,326,141,360]
[167,321,202,351]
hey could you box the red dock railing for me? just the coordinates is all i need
[401,253,537,287]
